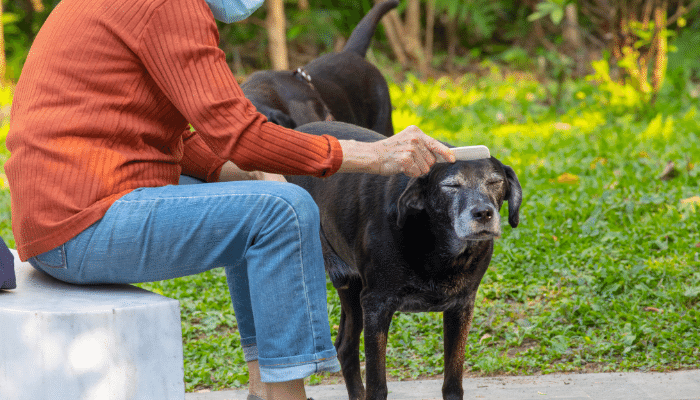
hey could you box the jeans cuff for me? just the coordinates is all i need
[242,343,258,362]
[258,350,341,383]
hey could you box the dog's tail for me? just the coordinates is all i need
[343,0,399,58]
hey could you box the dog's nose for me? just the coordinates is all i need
[471,206,494,223]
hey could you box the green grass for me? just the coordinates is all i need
[1,67,698,392]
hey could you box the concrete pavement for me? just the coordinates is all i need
[185,370,700,400]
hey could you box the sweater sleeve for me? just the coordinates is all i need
[181,129,226,182]
[136,0,342,177]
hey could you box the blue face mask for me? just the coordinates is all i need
[204,0,265,23]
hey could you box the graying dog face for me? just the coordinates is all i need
[397,157,522,255]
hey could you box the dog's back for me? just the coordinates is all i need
[304,0,399,135]
[240,1,397,136]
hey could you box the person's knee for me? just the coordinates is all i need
[270,183,320,229]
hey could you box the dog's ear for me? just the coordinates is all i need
[396,177,425,228]
[503,165,522,228]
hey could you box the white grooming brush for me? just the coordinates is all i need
[439,145,491,162]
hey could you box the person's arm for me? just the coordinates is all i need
[181,128,286,182]
[180,129,227,182]
[138,0,450,180]
[218,161,287,182]
[137,0,341,178]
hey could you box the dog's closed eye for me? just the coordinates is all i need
[487,179,504,186]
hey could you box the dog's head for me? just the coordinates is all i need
[396,157,522,255]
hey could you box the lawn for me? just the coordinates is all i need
[1,64,698,392]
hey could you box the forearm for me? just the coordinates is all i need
[217,161,257,181]
[217,161,287,183]
[336,140,379,174]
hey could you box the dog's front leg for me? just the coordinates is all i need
[336,281,366,400]
[362,293,398,400]
[441,305,474,400]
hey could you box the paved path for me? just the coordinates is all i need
[186,370,700,400]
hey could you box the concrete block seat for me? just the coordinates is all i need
[0,249,185,400]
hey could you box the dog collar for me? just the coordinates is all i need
[294,68,335,122]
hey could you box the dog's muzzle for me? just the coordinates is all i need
[454,205,501,242]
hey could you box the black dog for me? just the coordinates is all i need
[286,121,522,400]
[240,0,397,136]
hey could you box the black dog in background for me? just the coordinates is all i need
[240,0,397,136]
[286,121,522,400]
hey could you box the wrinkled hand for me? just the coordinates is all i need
[374,125,455,177]
[338,125,455,177]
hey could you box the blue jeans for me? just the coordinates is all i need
[28,176,340,382]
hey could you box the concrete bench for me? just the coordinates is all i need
[0,249,186,400]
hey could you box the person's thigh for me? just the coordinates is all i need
[45,181,311,285]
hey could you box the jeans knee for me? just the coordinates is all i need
[272,184,320,231]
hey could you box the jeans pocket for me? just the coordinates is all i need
[30,245,67,270]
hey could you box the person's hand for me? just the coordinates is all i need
[338,125,455,177]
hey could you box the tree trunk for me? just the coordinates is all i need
[563,3,586,75]
[651,0,668,94]
[374,0,408,66]
[404,0,427,76]
[266,0,289,70]
[425,0,435,70]
[406,0,421,45]
[0,0,5,83]
[444,13,458,73]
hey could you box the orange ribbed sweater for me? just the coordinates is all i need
[5,0,343,261]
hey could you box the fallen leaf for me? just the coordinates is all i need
[552,173,579,184]
[681,196,700,204]
[658,161,679,181]
[480,333,492,344]
[643,307,663,313]
[554,122,571,131]
[590,157,607,170]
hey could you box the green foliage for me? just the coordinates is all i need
[587,58,649,109]
[0,84,12,248]
[2,0,52,82]
[1,61,698,390]
[388,68,699,378]
[527,0,572,26]
[433,0,502,40]
[666,18,700,87]
[0,189,13,248]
